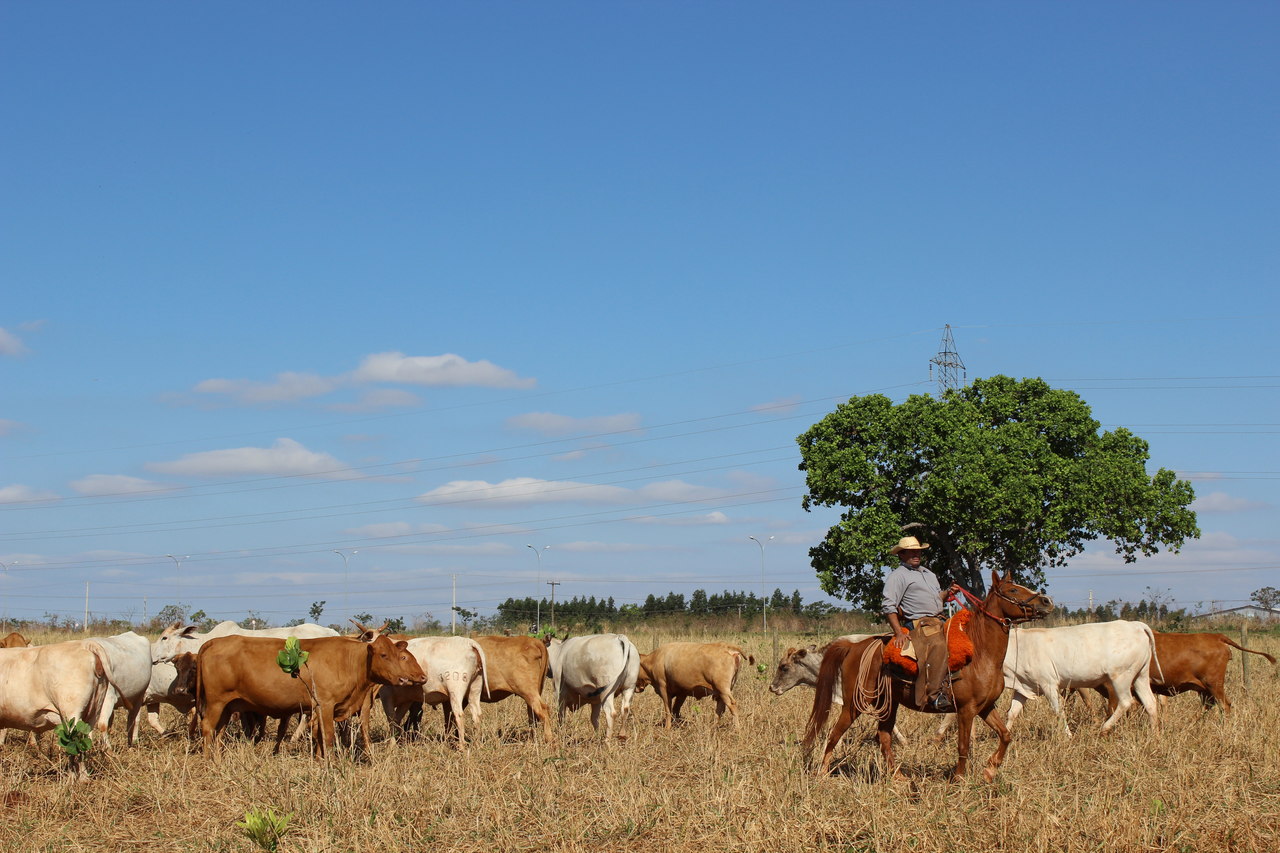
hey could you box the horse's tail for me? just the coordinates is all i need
[1215,634,1277,665]
[801,639,856,757]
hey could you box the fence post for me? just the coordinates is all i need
[772,632,779,668]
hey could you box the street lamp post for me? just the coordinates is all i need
[527,544,548,633]
[166,554,188,618]
[749,536,774,631]
[0,560,13,633]
[333,550,357,624]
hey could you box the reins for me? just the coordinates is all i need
[946,584,1042,631]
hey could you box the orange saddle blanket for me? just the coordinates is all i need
[883,610,974,675]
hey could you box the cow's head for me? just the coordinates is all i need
[151,621,202,663]
[368,635,427,687]
[768,645,816,696]
[633,651,655,693]
[170,652,199,696]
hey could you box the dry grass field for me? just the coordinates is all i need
[0,627,1276,852]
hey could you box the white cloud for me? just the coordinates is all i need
[0,484,59,504]
[633,511,731,526]
[0,328,28,357]
[350,352,534,389]
[380,542,511,556]
[1191,491,1268,513]
[147,438,359,479]
[0,419,23,437]
[345,522,450,539]
[328,388,422,412]
[195,372,337,405]
[506,412,642,437]
[416,477,731,508]
[70,474,172,496]
[417,477,633,506]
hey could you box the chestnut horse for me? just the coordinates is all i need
[803,570,1053,781]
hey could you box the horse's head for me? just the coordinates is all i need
[986,570,1054,625]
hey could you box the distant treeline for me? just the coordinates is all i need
[493,588,846,629]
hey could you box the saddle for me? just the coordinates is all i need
[882,609,975,676]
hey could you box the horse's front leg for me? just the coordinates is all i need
[952,707,975,780]
[978,705,1012,783]
[878,702,904,781]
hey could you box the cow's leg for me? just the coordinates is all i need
[202,700,230,756]
[125,701,144,746]
[1043,686,1071,737]
[524,691,553,742]
[670,694,687,725]
[447,689,468,748]
[272,713,295,755]
[1131,674,1159,731]
[1005,691,1030,730]
[615,689,634,740]
[977,705,1012,784]
[145,702,166,735]
[589,699,602,733]
[1100,680,1136,734]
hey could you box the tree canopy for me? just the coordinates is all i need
[797,375,1199,610]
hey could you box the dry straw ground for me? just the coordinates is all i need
[0,627,1276,852]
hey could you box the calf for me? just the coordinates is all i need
[197,634,424,757]
[770,639,906,744]
[637,642,752,728]
[0,631,30,648]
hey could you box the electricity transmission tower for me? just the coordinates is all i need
[929,324,966,395]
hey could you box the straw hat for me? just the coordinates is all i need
[889,535,930,555]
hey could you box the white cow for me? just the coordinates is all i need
[933,620,1160,737]
[380,636,488,747]
[0,640,114,771]
[151,620,338,662]
[82,631,152,747]
[768,636,906,744]
[546,634,640,740]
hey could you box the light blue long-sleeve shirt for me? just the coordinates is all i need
[881,563,944,620]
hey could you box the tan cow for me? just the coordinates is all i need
[636,642,753,728]
[197,634,425,757]
[0,640,114,775]
[473,635,553,741]
[1086,631,1276,714]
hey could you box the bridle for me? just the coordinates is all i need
[947,582,1045,630]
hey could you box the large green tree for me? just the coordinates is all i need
[797,375,1199,610]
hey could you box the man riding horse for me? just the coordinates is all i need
[882,535,961,711]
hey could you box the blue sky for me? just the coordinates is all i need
[2,2,1276,628]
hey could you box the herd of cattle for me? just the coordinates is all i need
[0,616,1273,773]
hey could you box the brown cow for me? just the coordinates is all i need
[636,642,753,728]
[197,634,425,757]
[1089,631,1276,714]
[1,631,30,648]
[469,635,553,741]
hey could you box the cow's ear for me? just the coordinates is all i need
[180,625,200,639]
[394,640,410,651]
[166,620,182,634]
[789,647,803,659]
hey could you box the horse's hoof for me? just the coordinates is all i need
[982,767,998,783]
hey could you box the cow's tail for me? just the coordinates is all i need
[801,639,855,759]
[1216,635,1278,665]
[473,641,490,699]
[1140,623,1164,682]
[80,642,115,734]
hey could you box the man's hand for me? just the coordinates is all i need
[891,628,910,650]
